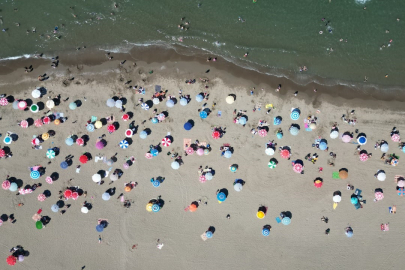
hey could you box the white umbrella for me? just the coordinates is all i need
[330,130,339,139]
[153,98,160,105]
[106,98,115,107]
[333,195,341,203]
[115,100,123,109]
[92,174,101,183]
[381,143,389,153]
[234,183,242,192]
[166,99,174,108]
[205,172,213,180]
[32,89,41,98]
[81,207,89,213]
[110,173,118,181]
[46,99,55,109]
[102,193,111,201]
[265,147,275,156]
[377,172,386,181]
[171,161,180,170]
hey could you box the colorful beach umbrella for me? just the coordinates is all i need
[139,131,147,139]
[151,149,159,157]
[375,192,384,201]
[3,136,12,145]
[86,124,95,132]
[357,136,367,145]
[166,99,174,108]
[79,155,88,164]
[212,131,220,139]
[397,188,405,196]
[152,204,160,212]
[64,189,72,199]
[157,113,166,122]
[2,180,11,190]
[257,211,265,219]
[268,160,277,169]
[0,149,5,158]
[196,94,204,102]
[107,124,116,133]
[141,103,149,110]
[258,129,267,137]
[7,255,17,266]
[30,170,40,179]
[199,175,207,183]
[162,137,171,147]
[184,122,192,130]
[46,149,56,159]
[30,104,39,113]
[224,150,232,158]
[280,149,290,159]
[151,117,158,124]
[145,153,153,159]
[180,98,188,106]
[205,172,213,180]
[392,134,400,142]
[95,141,105,149]
[60,161,68,169]
[65,137,74,146]
[314,180,323,188]
[152,180,161,187]
[122,114,130,121]
[273,116,282,125]
[293,163,303,173]
[186,147,194,155]
[282,217,291,225]
[42,116,51,124]
[125,129,133,137]
[34,119,43,127]
[94,121,102,129]
[119,140,129,149]
[359,153,368,162]
[42,132,49,140]
[20,120,28,128]
[238,116,247,125]
[46,176,53,184]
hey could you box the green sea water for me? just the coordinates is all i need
[1,0,404,88]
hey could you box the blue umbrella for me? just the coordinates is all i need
[139,131,147,139]
[319,142,327,151]
[282,217,291,225]
[351,197,358,205]
[357,136,367,145]
[69,102,77,110]
[217,192,226,202]
[9,182,18,192]
[96,224,104,232]
[119,140,129,149]
[238,116,247,125]
[152,204,160,212]
[51,204,59,213]
[200,111,208,119]
[262,228,270,236]
[403,146,405,153]
[205,172,213,180]
[290,127,299,136]
[290,110,300,120]
[180,98,188,106]
[205,231,213,238]
[3,136,12,144]
[230,165,237,172]
[151,149,159,157]
[345,230,353,238]
[102,193,111,201]
[65,137,74,146]
[151,117,158,124]
[196,94,203,102]
[166,99,174,108]
[184,122,192,131]
[224,151,232,158]
[276,132,283,139]
[86,124,95,132]
[30,170,40,179]
[60,161,68,169]
[152,180,160,187]
[273,116,282,125]
[141,103,149,110]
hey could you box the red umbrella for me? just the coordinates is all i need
[76,138,84,146]
[79,155,88,164]
[162,137,171,147]
[37,193,46,201]
[199,175,207,183]
[314,180,323,188]
[0,97,8,106]
[212,131,220,139]
[34,119,43,127]
[280,149,290,159]
[258,129,267,137]
[0,149,5,158]
[7,255,16,266]
[18,100,27,110]
[45,176,53,184]
[391,134,400,142]
[293,163,303,173]
[107,124,115,133]
[72,192,79,200]
[122,114,129,121]
[2,180,10,190]
[186,147,194,155]
[64,189,72,199]
[145,153,153,159]
[42,116,50,124]
[20,120,28,128]
[31,138,40,145]
[359,153,368,162]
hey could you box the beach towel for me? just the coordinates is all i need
[332,172,340,179]
[355,188,362,196]
[200,233,208,241]
[91,116,98,122]
[32,213,41,221]
[198,142,207,147]
[275,217,281,223]
[333,202,338,210]
[183,139,192,150]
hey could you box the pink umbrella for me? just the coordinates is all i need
[186,147,194,155]
[359,153,368,162]
[280,149,290,159]
[196,148,204,156]
[258,129,267,137]
[157,113,165,121]
[19,188,32,195]
[76,138,84,146]
[342,135,352,143]
[293,163,303,173]
[107,124,116,133]
[42,116,50,124]
[123,162,130,169]
[34,119,43,127]
[31,138,40,145]
[71,192,79,200]
[20,120,28,128]
[374,192,384,201]
[162,137,171,147]
[397,180,405,188]
[2,180,11,190]
[199,175,207,183]
[122,114,129,121]
[145,153,153,159]
[212,131,220,139]
[0,149,5,158]
[0,97,8,106]
[95,141,105,150]
[18,100,27,110]
[37,194,46,201]
[45,176,53,184]
[391,134,400,142]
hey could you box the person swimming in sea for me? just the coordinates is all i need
[238,17,246,23]
[244,52,248,57]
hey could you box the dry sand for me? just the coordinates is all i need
[1,48,405,270]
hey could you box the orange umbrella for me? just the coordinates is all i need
[189,202,198,212]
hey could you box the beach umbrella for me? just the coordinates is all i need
[3,136,12,145]
[95,141,105,149]
[151,149,159,157]
[398,188,405,196]
[330,130,339,139]
[258,129,267,137]
[125,129,133,138]
[205,172,213,180]
[45,176,53,184]
[46,99,55,109]
[2,180,10,190]
[205,231,213,238]
[257,211,265,219]
[230,165,237,172]
[46,149,56,159]
[375,191,384,201]
[102,193,111,201]
[280,149,290,159]
[199,175,206,183]
[0,97,8,106]
[333,195,342,203]
[141,103,149,110]
[51,204,59,212]
[171,161,180,170]
[55,119,62,125]
[18,100,27,110]
[81,207,89,213]
[224,150,232,158]
[76,138,84,146]
[60,161,68,169]
[42,116,51,125]
[152,98,160,105]
[32,89,41,98]
[151,117,158,124]
[139,131,147,139]
[342,134,352,143]
[262,228,270,237]
[273,116,282,125]
[293,163,303,173]
[377,171,386,181]
[290,126,299,136]
[146,203,153,212]
[314,180,323,188]
[351,197,358,205]
[119,140,129,149]
[107,124,116,133]
[20,120,28,128]
[357,136,367,145]
[64,189,72,199]
[79,155,88,164]
[212,131,220,139]
[36,220,43,229]
[115,100,123,109]
[12,100,19,109]
[157,113,165,122]
[391,134,400,142]
[290,109,300,120]
[30,170,40,179]
[92,174,101,183]
[42,132,49,140]
[339,170,348,179]
[282,217,291,225]
[69,102,77,110]
[30,104,39,113]
[123,162,130,169]
[226,95,235,104]
[145,153,153,159]
[184,122,192,131]
[180,98,188,106]
[268,160,277,169]
[238,116,247,125]
[359,153,368,162]
[345,229,353,238]
[121,114,129,121]
[197,148,204,156]
[65,137,74,146]
[0,149,4,158]
[106,98,115,107]
[152,180,161,187]
[72,192,79,200]
[199,110,208,119]
[319,141,327,151]
[204,149,210,155]
[7,255,17,266]
[38,193,46,202]
[186,147,194,155]
[166,99,174,108]
[152,204,160,212]
[276,132,283,139]
[380,143,389,153]
[96,224,104,232]
[34,119,43,127]
[86,124,95,132]
[94,121,102,129]
[196,94,204,102]
[217,192,226,202]
[234,183,243,192]
[9,182,18,192]
[391,158,399,166]
[162,137,171,147]
[397,180,405,188]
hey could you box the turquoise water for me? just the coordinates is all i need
[1,0,404,88]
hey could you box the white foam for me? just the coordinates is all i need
[355,0,370,4]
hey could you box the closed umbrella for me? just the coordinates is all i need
[51,204,59,212]
[234,183,242,192]
[60,161,68,169]
[180,98,188,106]
[106,98,115,107]
[153,98,160,104]
[171,161,180,170]
[46,149,56,159]
[282,217,291,225]
[119,140,129,149]
[92,174,101,183]
[46,99,55,109]
[380,143,389,153]
[205,172,213,180]
[65,137,74,146]
[86,124,95,132]
[141,103,149,110]
[196,94,204,102]
[32,89,41,98]
[102,193,111,201]
[224,150,232,158]
[69,102,77,110]
[290,126,299,136]
[330,130,339,139]
[226,95,235,104]
[139,131,147,139]
[34,119,43,127]
[166,99,174,108]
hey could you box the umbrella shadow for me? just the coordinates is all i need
[258,205,267,214]
[166,135,173,143]
[259,126,269,132]
[144,128,151,135]
[10,133,19,142]
[52,97,61,106]
[106,187,116,196]
[155,144,162,153]
[157,198,165,208]
[48,130,56,137]
[39,87,47,96]
[162,111,169,117]
[6,95,15,103]
[343,131,353,137]
[320,138,328,144]
[56,200,65,208]
[210,169,216,176]
[333,191,342,197]
[100,118,107,126]
[40,216,51,226]
[98,170,106,178]
[125,138,133,145]
[235,179,245,185]
[100,139,108,147]
[208,226,216,234]
[156,176,165,183]
[282,211,292,219]
[25,98,33,107]
[294,159,304,165]
[187,119,194,127]
[357,132,367,139]
[81,135,90,144]
[290,123,300,130]
[2,146,11,154]
[270,158,278,165]
[263,224,272,231]
[359,150,368,155]
[229,94,236,101]
[43,190,51,198]
[375,188,383,193]
[145,100,153,109]
[127,111,134,119]
[219,188,228,197]
[120,97,127,105]
[50,172,59,181]
[26,118,34,127]
[37,102,45,111]
[84,202,93,210]
[171,97,178,105]
[113,121,120,131]
[75,100,82,107]
[339,168,348,173]
[84,152,93,160]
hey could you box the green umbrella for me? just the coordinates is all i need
[36,221,43,230]
[46,149,55,159]
[268,161,277,169]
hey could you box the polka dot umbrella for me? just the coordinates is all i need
[359,153,369,162]
[199,175,207,183]
[392,134,400,142]
[280,149,290,159]
[212,131,220,139]
[0,97,8,106]
[107,124,116,133]
[258,129,267,137]
[186,147,194,155]
[37,193,46,202]
[293,163,303,173]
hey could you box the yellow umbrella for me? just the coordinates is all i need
[94,121,102,129]
[54,119,60,125]
[146,203,153,212]
[225,95,235,104]
[46,100,55,109]
[42,133,49,140]
[257,211,265,219]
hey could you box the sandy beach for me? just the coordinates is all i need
[1,47,405,270]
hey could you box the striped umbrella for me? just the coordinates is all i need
[76,138,84,146]
[268,160,277,169]
[258,129,267,137]
[119,140,129,149]
[46,149,56,159]
[392,134,400,142]
[86,124,95,132]
[45,176,53,184]
[107,124,116,133]
[359,153,368,162]
[141,103,149,110]
[212,131,220,139]
[37,194,46,202]
[186,147,194,155]
[152,204,160,212]
[34,119,43,127]
[157,113,165,121]
[20,120,29,128]
[42,116,51,124]
[30,170,40,179]
[199,175,207,183]
[293,163,303,173]
[162,137,171,147]
[0,97,8,106]
[145,153,153,159]
[290,110,300,120]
